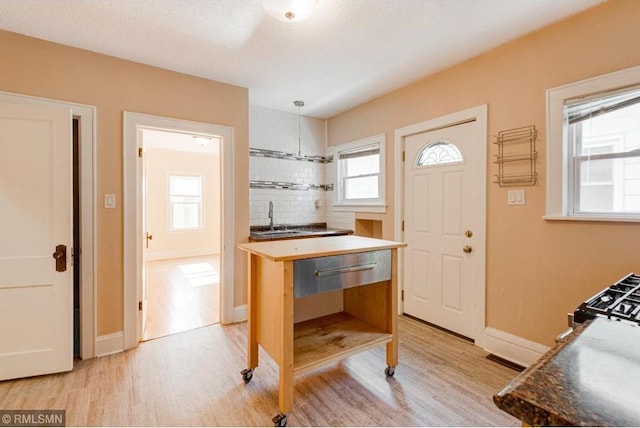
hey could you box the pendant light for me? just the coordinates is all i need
[263,0,317,23]
[294,100,304,156]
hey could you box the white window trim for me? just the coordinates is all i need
[546,64,640,222]
[167,172,205,231]
[332,133,386,213]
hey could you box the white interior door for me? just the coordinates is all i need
[0,102,73,380]
[403,119,484,339]
[138,138,148,341]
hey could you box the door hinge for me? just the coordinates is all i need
[138,301,143,311]
[401,290,404,301]
[138,147,143,158]
[402,151,405,162]
[401,220,405,231]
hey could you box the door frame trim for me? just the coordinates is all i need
[0,90,97,359]
[122,112,235,350]
[394,104,487,347]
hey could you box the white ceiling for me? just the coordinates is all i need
[0,0,604,119]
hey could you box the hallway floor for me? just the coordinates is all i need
[143,254,220,341]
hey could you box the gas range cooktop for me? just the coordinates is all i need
[574,273,640,325]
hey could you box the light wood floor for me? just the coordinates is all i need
[0,316,519,426]
[143,255,220,341]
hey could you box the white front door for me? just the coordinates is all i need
[0,102,73,380]
[403,119,485,339]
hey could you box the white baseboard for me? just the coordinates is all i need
[96,331,124,357]
[482,327,550,368]
[145,248,218,261]
[234,304,247,323]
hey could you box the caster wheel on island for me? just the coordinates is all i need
[240,368,253,383]
[273,413,288,427]
[385,365,396,377]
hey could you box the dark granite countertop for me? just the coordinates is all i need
[493,317,640,426]
[249,222,353,241]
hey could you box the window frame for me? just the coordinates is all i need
[546,65,640,222]
[167,173,205,231]
[414,140,464,167]
[332,133,386,213]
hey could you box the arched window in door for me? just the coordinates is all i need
[415,140,463,166]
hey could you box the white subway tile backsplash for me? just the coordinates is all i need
[250,105,353,231]
[250,105,329,227]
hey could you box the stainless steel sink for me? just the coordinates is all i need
[250,225,352,240]
[251,229,308,237]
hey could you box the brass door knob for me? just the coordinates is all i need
[52,250,64,259]
[463,245,472,254]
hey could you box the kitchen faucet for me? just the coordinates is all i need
[268,201,274,230]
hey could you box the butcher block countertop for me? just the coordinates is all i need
[493,317,640,426]
[238,235,407,262]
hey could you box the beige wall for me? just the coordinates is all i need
[146,149,220,258]
[328,0,640,346]
[0,30,249,336]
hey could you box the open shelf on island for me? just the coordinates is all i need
[293,312,392,374]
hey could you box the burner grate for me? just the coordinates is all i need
[574,273,640,325]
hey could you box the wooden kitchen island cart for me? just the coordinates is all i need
[238,235,406,426]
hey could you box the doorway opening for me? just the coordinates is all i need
[141,129,221,341]
[123,111,235,350]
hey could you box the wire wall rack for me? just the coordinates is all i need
[493,125,538,187]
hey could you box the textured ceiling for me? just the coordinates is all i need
[0,0,604,118]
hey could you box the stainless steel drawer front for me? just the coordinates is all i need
[294,249,391,298]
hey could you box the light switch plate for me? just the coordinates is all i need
[105,194,116,209]
[507,189,525,205]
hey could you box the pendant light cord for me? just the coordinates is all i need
[298,105,301,156]
[294,100,304,156]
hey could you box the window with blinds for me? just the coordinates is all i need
[339,144,380,200]
[565,86,640,215]
[333,134,386,212]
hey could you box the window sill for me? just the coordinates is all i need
[543,215,640,223]
[333,203,387,214]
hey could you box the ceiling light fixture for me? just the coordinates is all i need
[263,0,316,22]
[193,136,211,146]
[294,100,304,156]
